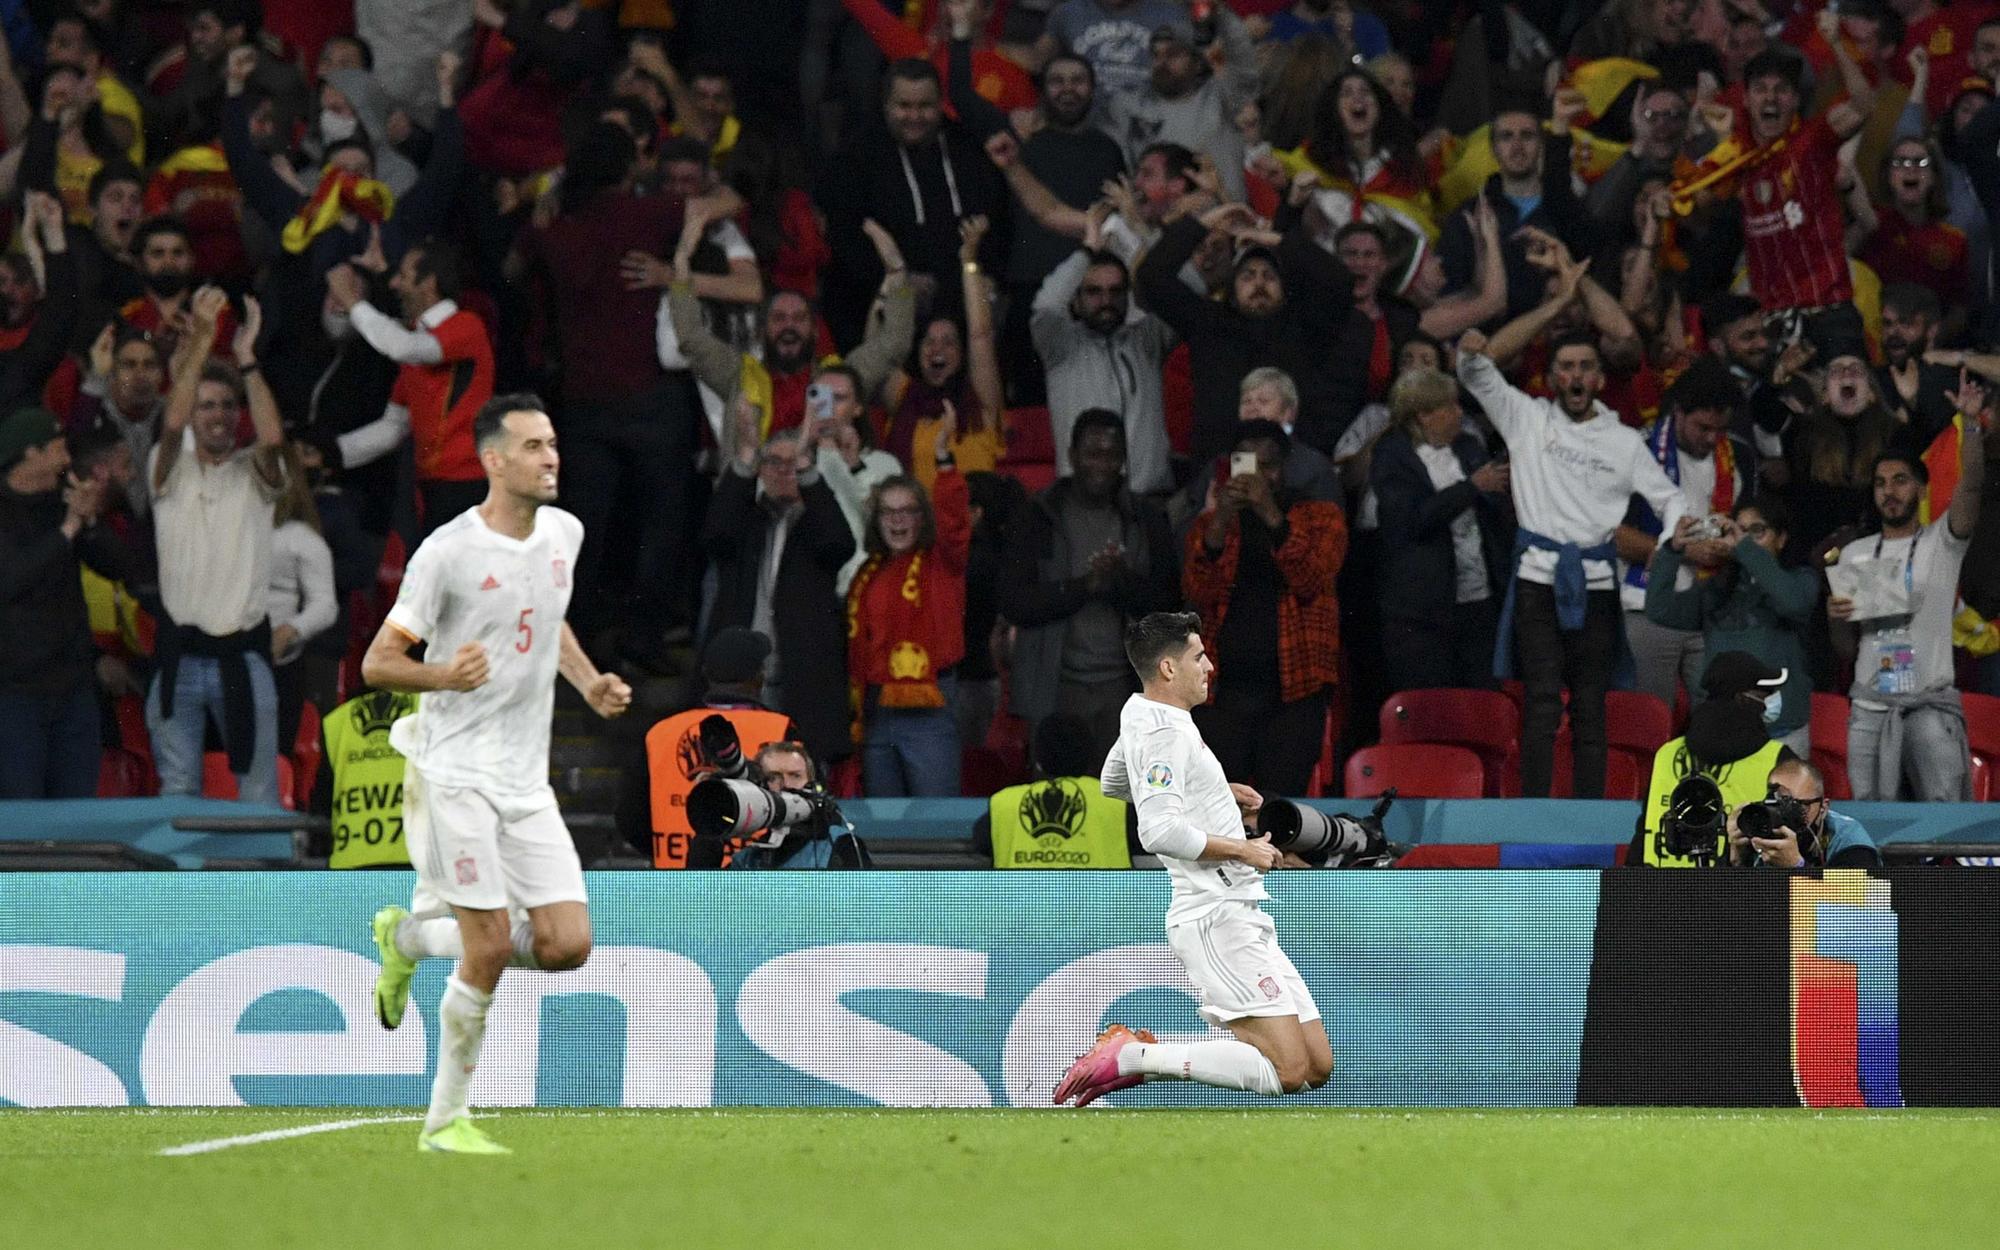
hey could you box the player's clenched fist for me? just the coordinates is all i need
[440,642,489,691]
[1236,835,1282,872]
[586,672,633,719]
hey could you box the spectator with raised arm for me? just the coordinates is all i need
[877,216,1007,491]
[146,288,288,805]
[0,194,79,413]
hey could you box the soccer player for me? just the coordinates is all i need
[1054,611,1342,1107]
[360,393,633,1154]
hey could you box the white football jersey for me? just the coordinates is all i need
[1102,694,1267,927]
[385,506,583,797]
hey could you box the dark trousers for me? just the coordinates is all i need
[1512,583,1619,798]
[1382,596,1501,695]
[560,379,700,644]
[0,680,103,799]
[418,478,488,542]
[1194,682,1328,798]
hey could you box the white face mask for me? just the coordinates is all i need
[1761,689,1783,727]
[320,110,359,142]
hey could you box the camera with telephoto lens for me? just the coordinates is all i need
[683,715,849,851]
[1255,791,1396,867]
[1736,792,1808,844]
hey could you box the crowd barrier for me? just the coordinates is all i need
[5,871,1997,1108]
[4,799,1999,870]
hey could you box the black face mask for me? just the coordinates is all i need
[147,270,191,299]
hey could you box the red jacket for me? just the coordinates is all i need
[1184,498,1347,703]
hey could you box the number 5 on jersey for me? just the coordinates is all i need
[516,608,534,653]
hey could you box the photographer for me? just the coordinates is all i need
[1728,759,1880,870]
[724,741,866,870]
[1635,651,1798,868]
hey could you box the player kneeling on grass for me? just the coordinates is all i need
[361,393,632,1154]
[1055,611,1379,1107]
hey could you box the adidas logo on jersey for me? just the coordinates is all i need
[480,575,501,591]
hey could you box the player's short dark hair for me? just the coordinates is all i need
[1125,611,1203,681]
[1662,355,1744,419]
[885,57,942,96]
[1881,282,1942,322]
[1872,449,1928,486]
[1549,331,1602,364]
[474,392,548,452]
[405,237,463,300]
[1070,408,1126,452]
[88,160,142,202]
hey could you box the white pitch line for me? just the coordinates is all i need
[159,1114,424,1156]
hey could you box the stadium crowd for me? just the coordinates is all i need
[1,0,1997,830]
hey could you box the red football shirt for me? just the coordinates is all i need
[391,307,495,483]
[1901,4,2000,117]
[1861,209,1970,308]
[1738,117,1853,312]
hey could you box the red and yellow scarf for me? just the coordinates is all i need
[281,167,395,254]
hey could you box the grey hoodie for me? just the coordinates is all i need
[322,67,420,198]
[1031,250,1178,495]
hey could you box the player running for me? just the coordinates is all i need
[1055,611,1336,1106]
[360,393,632,1154]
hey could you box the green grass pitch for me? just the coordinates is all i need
[5,1107,1998,1249]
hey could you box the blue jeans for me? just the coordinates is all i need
[862,674,962,797]
[0,680,102,799]
[146,653,280,805]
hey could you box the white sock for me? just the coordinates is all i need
[424,976,493,1133]
[396,914,463,961]
[508,918,540,969]
[1117,1040,1285,1096]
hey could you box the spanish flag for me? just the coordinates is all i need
[151,143,231,178]
[281,167,395,254]
[1564,57,1660,127]
[1433,125,1628,216]
[1272,145,1439,241]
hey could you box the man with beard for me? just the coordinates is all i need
[1,194,79,413]
[1002,409,1181,768]
[953,49,1126,404]
[1137,202,1352,460]
[1702,293,1793,471]
[670,218,915,472]
[1440,92,1596,322]
[1586,81,1696,232]
[323,239,494,541]
[1458,325,1685,798]
[1032,214,1175,494]
[1830,376,1987,800]
[1101,17,1257,202]
[1875,284,1960,446]
[819,58,1006,343]
[118,216,235,364]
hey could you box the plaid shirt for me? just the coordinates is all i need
[1183,498,1348,704]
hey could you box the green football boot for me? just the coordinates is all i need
[371,905,417,1030]
[419,1117,510,1155]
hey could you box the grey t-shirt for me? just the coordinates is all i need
[1047,0,1186,107]
[1059,496,1131,684]
[1843,514,1971,702]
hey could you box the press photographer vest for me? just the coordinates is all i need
[324,690,420,869]
[989,777,1131,869]
[1642,737,1786,867]
[646,706,793,869]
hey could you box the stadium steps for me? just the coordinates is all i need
[546,664,689,865]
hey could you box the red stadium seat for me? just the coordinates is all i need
[1378,689,1520,798]
[1550,734,1646,800]
[1810,692,1852,801]
[1973,754,1992,803]
[96,748,151,798]
[996,407,1057,493]
[201,751,298,811]
[1606,690,1672,756]
[1344,744,1485,799]
[1965,693,2000,801]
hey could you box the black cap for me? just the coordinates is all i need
[701,627,771,685]
[1701,650,1787,699]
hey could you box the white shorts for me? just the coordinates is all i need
[1167,903,1320,1027]
[404,764,587,913]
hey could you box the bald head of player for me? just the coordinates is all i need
[473,392,560,512]
[1124,610,1212,711]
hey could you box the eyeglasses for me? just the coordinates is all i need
[1888,156,1932,169]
